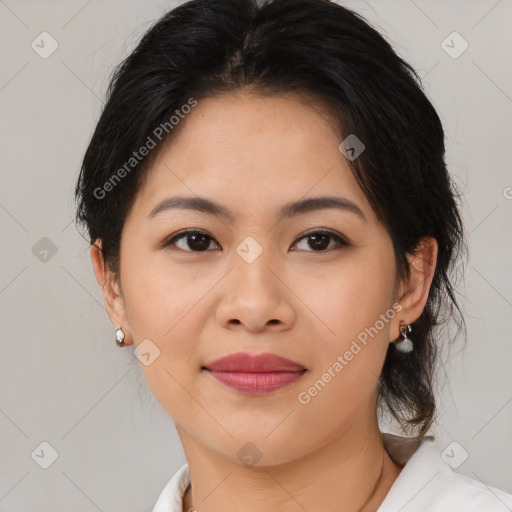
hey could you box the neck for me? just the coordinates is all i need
[179,416,403,512]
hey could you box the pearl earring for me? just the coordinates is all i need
[115,327,126,347]
[394,321,413,353]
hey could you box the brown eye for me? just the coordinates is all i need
[165,230,220,252]
[293,230,349,252]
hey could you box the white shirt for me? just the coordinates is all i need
[151,433,512,511]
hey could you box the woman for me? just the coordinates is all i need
[74,0,512,510]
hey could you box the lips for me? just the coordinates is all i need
[203,352,306,372]
[202,352,307,394]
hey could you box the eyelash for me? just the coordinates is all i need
[161,229,350,253]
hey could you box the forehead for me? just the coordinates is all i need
[130,92,372,222]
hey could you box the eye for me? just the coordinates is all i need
[292,230,349,252]
[162,228,349,253]
[163,230,220,252]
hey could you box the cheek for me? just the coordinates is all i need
[121,248,200,341]
[292,265,395,438]
[122,266,208,418]
[296,248,397,407]
[305,252,396,345]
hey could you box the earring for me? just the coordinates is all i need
[115,327,126,347]
[394,320,413,353]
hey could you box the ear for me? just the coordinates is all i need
[392,236,438,340]
[90,238,133,346]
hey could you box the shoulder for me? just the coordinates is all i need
[424,469,512,510]
[379,434,512,511]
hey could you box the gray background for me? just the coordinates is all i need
[1,0,511,510]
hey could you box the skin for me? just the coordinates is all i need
[91,91,437,512]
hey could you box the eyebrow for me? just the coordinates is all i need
[147,195,366,222]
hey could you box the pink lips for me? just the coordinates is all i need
[203,352,307,394]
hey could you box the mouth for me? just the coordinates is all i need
[202,367,307,394]
[202,351,307,395]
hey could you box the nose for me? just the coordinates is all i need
[215,249,296,333]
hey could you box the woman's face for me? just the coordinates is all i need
[106,92,404,465]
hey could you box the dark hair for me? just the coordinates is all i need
[75,0,466,436]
